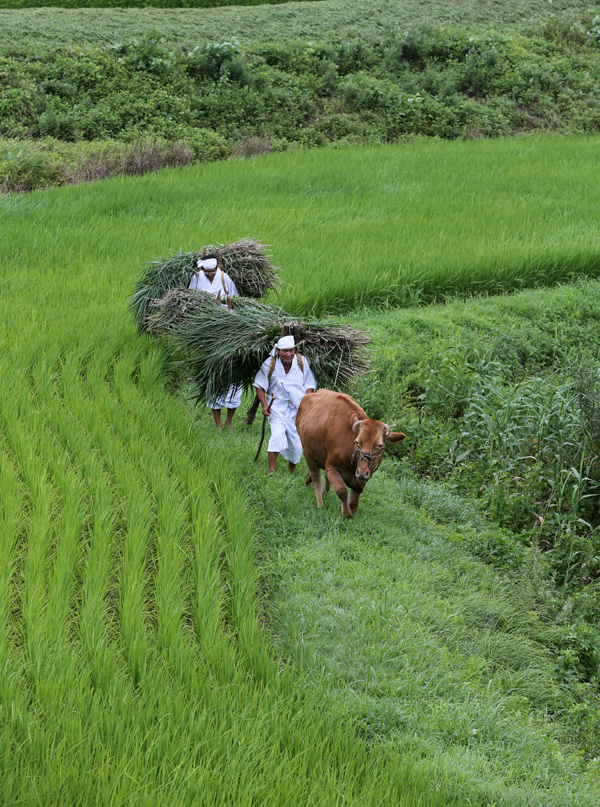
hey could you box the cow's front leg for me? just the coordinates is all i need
[348,489,361,515]
[326,468,352,517]
[305,456,324,508]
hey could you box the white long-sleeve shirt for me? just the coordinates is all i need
[253,355,316,419]
[189,270,238,298]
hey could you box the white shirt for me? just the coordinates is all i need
[253,355,316,417]
[189,269,238,298]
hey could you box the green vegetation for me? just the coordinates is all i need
[1,139,600,803]
[5,6,600,191]
[0,0,317,8]
[17,134,600,317]
[352,280,600,690]
[0,168,437,807]
[0,1,595,48]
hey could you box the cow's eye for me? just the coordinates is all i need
[377,442,385,449]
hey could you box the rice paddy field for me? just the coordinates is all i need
[2,136,600,805]
[6,135,598,317]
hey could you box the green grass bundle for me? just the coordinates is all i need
[144,289,234,335]
[157,293,370,403]
[130,237,279,332]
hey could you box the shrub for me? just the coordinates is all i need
[186,128,230,161]
[231,135,271,158]
[6,19,600,189]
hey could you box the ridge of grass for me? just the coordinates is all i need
[200,400,600,807]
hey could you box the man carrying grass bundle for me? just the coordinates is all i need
[254,336,316,475]
[190,254,241,429]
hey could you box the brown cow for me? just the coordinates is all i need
[296,389,405,517]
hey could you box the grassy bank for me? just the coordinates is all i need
[234,422,600,805]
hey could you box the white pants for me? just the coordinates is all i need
[267,410,303,464]
[207,384,242,410]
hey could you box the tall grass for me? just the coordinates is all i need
[6,136,600,317]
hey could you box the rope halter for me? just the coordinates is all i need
[352,443,385,473]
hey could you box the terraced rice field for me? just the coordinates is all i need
[2,136,600,804]
[0,159,442,805]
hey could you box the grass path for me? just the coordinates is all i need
[219,397,600,807]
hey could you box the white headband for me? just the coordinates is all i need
[198,257,218,271]
[276,335,295,350]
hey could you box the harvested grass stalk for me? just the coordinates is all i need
[217,237,279,299]
[158,294,370,403]
[145,289,229,335]
[130,237,279,332]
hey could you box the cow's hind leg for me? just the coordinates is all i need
[305,456,324,508]
[326,468,352,517]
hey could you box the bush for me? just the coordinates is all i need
[0,140,62,192]
[186,128,230,161]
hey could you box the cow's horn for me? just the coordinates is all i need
[382,423,390,437]
[352,419,363,434]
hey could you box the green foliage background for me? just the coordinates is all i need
[2,1,600,803]
[5,6,600,191]
[0,1,594,39]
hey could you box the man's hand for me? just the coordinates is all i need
[262,404,271,417]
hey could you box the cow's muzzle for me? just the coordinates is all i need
[352,445,384,479]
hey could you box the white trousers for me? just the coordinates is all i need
[267,409,303,464]
[207,384,242,410]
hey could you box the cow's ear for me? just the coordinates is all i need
[352,419,363,434]
[386,431,405,444]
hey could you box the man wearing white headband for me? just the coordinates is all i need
[189,254,239,299]
[189,253,241,428]
[253,335,317,474]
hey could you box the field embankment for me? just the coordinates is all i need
[1,141,600,804]
[3,1,600,191]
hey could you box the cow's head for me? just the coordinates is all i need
[351,419,405,480]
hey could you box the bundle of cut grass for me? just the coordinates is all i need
[130,237,279,332]
[158,294,370,403]
[145,289,241,335]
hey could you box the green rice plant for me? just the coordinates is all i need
[3,134,600,806]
